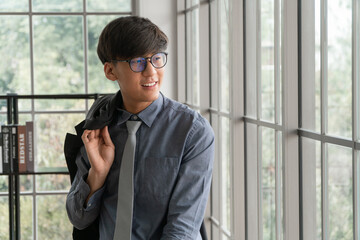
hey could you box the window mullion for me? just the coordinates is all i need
[353,0,360,238]
[320,0,329,239]
[256,0,261,121]
[257,125,263,240]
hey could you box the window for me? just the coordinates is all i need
[244,0,285,239]
[0,1,133,239]
[179,0,299,239]
[300,0,360,239]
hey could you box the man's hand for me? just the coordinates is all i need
[81,126,115,202]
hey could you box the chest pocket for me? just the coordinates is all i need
[138,157,180,200]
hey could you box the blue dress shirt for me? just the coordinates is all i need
[66,92,214,240]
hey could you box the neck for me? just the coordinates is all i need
[122,101,152,114]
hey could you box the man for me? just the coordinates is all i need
[66,16,214,240]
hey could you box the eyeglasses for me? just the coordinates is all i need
[112,52,168,73]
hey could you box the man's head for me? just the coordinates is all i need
[97,16,168,64]
[97,16,169,114]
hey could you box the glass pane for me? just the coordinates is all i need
[32,0,82,12]
[20,196,33,239]
[36,174,70,191]
[33,16,84,94]
[87,0,131,12]
[245,123,259,239]
[18,99,32,112]
[220,0,230,112]
[0,176,8,192]
[0,0,28,12]
[0,16,31,95]
[192,0,200,6]
[245,0,257,118]
[35,99,86,111]
[210,113,220,222]
[37,195,72,239]
[192,8,200,106]
[262,127,275,239]
[20,175,33,192]
[0,197,9,239]
[302,137,321,239]
[221,116,231,232]
[327,144,353,239]
[261,0,275,122]
[186,12,192,104]
[0,114,7,126]
[18,114,32,126]
[35,113,85,170]
[327,0,352,138]
[87,15,120,94]
[315,0,321,132]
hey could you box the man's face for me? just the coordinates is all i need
[106,53,164,112]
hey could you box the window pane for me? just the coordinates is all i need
[0,1,28,12]
[245,123,259,239]
[20,196,33,239]
[0,176,8,193]
[327,0,352,138]
[192,8,200,106]
[35,113,85,170]
[20,175,33,193]
[221,116,231,232]
[220,0,230,112]
[327,144,353,239]
[186,12,192,104]
[33,16,84,94]
[314,0,321,132]
[87,15,120,94]
[0,197,9,239]
[245,1,257,118]
[36,175,70,191]
[302,137,321,240]
[0,16,31,95]
[37,195,72,239]
[210,113,220,224]
[87,0,131,12]
[261,0,275,122]
[262,127,275,239]
[32,0,82,12]
[17,99,32,112]
[35,99,86,111]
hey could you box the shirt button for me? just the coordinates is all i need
[132,115,138,120]
[88,203,92,207]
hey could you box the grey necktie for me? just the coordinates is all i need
[113,120,142,240]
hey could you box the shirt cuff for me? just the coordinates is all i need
[76,173,106,212]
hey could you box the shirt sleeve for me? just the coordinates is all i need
[66,146,106,230]
[161,116,215,240]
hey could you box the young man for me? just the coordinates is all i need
[66,16,214,240]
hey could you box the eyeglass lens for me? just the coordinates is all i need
[129,52,167,72]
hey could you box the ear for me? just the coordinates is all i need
[104,62,118,81]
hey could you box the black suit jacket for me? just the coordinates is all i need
[64,91,208,240]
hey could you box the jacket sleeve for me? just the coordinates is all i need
[66,146,106,230]
[161,117,215,240]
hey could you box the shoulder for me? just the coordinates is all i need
[161,95,214,140]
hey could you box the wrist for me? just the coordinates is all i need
[86,168,107,194]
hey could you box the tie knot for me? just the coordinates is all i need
[126,121,141,135]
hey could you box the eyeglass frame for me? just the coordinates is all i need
[111,52,168,73]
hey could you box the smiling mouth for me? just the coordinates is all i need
[141,82,157,87]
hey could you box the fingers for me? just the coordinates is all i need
[101,126,115,148]
[81,129,100,143]
[81,130,91,143]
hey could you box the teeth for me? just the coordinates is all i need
[142,82,156,87]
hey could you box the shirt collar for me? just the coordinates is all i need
[115,92,164,128]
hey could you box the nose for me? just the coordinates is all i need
[142,59,157,76]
